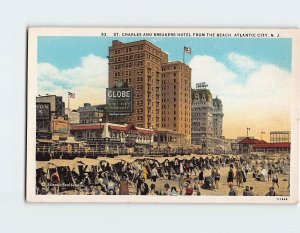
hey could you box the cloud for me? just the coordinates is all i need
[227,52,259,72]
[37,54,108,109]
[189,55,291,140]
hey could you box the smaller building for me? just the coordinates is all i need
[237,137,266,153]
[77,103,105,124]
[65,108,80,124]
[252,142,290,154]
[70,122,154,155]
[36,95,69,140]
[270,131,291,143]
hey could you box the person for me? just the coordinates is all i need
[138,178,149,195]
[185,180,193,195]
[149,183,157,195]
[236,168,244,188]
[142,164,148,179]
[161,183,170,195]
[266,187,277,196]
[214,168,221,189]
[151,166,159,183]
[227,167,234,183]
[178,174,186,195]
[119,174,130,195]
[135,173,144,195]
[185,174,192,183]
[248,186,255,196]
[174,159,179,174]
[107,189,115,195]
[272,172,279,188]
[245,163,250,177]
[106,177,116,195]
[260,167,268,182]
[83,174,90,188]
[179,162,184,175]
[50,171,60,194]
[193,178,201,194]
[164,159,170,177]
[268,167,273,182]
[199,168,204,186]
[243,186,250,196]
[185,160,190,174]
[228,182,238,196]
[241,167,247,183]
[189,160,194,174]
[170,186,179,196]
[102,173,109,187]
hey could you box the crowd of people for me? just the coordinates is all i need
[36,154,290,196]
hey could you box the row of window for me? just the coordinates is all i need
[112,61,144,73]
[79,112,102,117]
[113,45,144,55]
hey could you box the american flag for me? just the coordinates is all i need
[68,92,75,98]
[184,46,192,54]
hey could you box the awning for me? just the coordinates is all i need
[73,157,100,166]
[36,139,55,143]
[60,140,81,144]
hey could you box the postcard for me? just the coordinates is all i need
[27,28,300,203]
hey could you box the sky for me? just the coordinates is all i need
[37,36,292,140]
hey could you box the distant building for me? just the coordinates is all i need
[191,87,213,151]
[237,137,266,153]
[77,103,105,124]
[191,83,224,153]
[36,94,69,140]
[270,131,291,143]
[65,108,80,124]
[212,97,223,138]
[252,142,290,154]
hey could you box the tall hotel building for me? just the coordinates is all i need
[191,85,224,152]
[161,62,192,144]
[108,40,191,144]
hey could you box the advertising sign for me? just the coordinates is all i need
[36,103,50,120]
[106,88,133,114]
[53,121,68,134]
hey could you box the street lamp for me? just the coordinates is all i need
[246,127,250,137]
[149,127,152,155]
[98,118,103,155]
[261,131,265,141]
[201,134,205,154]
[246,127,251,154]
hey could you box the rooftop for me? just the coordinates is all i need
[192,88,212,102]
[238,137,266,144]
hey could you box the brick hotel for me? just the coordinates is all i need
[108,40,192,145]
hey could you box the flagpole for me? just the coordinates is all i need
[183,48,185,64]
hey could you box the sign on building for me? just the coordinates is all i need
[106,88,133,115]
[36,103,51,120]
[53,121,68,134]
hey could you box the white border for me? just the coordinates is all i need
[27,28,299,203]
